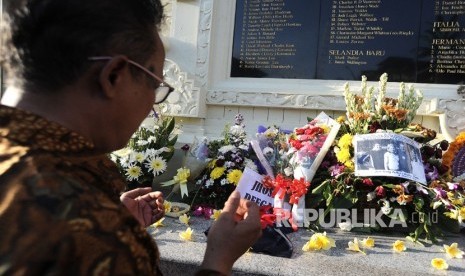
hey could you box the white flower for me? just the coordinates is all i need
[367,192,376,202]
[219,145,236,154]
[147,136,157,143]
[220,178,228,186]
[205,179,214,188]
[378,199,392,215]
[239,144,249,151]
[245,159,258,171]
[284,167,293,177]
[125,166,142,181]
[338,221,352,231]
[130,152,145,163]
[225,161,235,168]
[146,156,167,176]
[144,149,157,158]
[136,140,149,146]
[119,156,130,167]
[263,147,274,156]
[230,125,245,136]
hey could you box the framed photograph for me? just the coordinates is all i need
[354,133,426,184]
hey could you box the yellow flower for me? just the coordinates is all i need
[227,169,243,185]
[179,214,190,225]
[445,209,459,220]
[431,258,448,270]
[344,161,354,170]
[347,238,366,254]
[210,167,226,180]
[459,207,465,220]
[320,124,330,134]
[336,148,352,163]
[179,227,193,241]
[153,217,165,228]
[336,116,346,124]
[211,209,222,221]
[164,201,172,213]
[302,232,336,251]
[174,167,190,184]
[338,133,353,148]
[451,198,464,206]
[392,240,406,253]
[361,237,375,248]
[443,243,464,259]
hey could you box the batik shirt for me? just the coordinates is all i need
[0,105,161,275]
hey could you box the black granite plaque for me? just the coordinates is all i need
[231,0,465,84]
[231,0,320,78]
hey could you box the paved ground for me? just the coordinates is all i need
[151,216,465,276]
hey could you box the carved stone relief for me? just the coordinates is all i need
[439,97,465,139]
[161,59,201,117]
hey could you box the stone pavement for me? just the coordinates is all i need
[150,216,465,276]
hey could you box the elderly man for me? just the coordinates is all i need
[0,0,261,275]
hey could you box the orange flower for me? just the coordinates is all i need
[442,132,465,177]
[392,185,404,195]
[397,194,413,205]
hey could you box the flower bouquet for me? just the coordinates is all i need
[189,114,253,209]
[110,110,179,190]
[309,73,458,242]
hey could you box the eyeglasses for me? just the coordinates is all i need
[88,56,174,104]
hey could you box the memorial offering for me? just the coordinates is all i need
[190,114,253,209]
[110,110,179,189]
[309,73,461,242]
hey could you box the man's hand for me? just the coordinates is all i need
[200,191,262,275]
[120,188,165,227]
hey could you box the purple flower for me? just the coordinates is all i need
[434,187,447,200]
[447,182,462,191]
[203,207,213,219]
[257,125,267,133]
[329,164,345,177]
[425,164,439,181]
[192,206,204,216]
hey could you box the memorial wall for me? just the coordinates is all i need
[231,0,465,84]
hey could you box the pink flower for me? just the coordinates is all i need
[329,164,345,177]
[375,186,386,198]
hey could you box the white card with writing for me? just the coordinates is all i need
[235,167,274,207]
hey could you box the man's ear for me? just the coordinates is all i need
[98,55,129,98]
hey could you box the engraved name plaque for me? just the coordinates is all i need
[231,0,465,84]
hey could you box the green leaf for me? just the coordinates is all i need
[413,197,424,210]
[312,182,328,194]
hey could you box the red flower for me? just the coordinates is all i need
[262,175,275,189]
[375,186,386,198]
[289,139,303,150]
[362,178,374,186]
[295,128,305,135]
[259,205,276,229]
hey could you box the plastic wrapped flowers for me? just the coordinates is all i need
[190,114,254,209]
[110,110,179,189]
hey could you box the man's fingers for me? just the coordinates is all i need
[220,191,241,217]
[121,187,153,199]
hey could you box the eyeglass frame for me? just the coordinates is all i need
[88,56,174,104]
